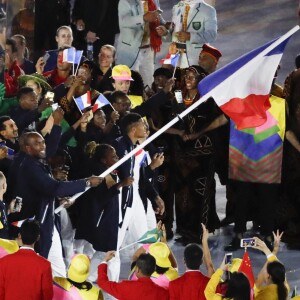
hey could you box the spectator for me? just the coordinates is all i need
[116,0,166,87]
[0,116,19,152]
[198,44,222,74]
[98,252,169,300]
[10,86,52,135]
[4,38,24,97]
[18,73,52,105]
[204,254,251,300]
[35,47,73,88]
[96,44,116,93]
[53,254,103,299]
[11,34,35,74]
[130,225,178,288]
[253,236,289,300]
[0,171,21,239]
[0,219,53,300]
[34,0,72,57]
[169,224,214,300]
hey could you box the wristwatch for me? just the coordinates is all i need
[85,179,91,187]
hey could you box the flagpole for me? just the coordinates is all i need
[74,51,83,76]
[119,236,156,252]
[62,26,300,205]
[66,90,213,205]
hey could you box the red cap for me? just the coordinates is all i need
[201,44,222,61]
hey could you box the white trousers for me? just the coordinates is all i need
[132,47,155,88]
[60,208,75,266]
[48,225,67,277]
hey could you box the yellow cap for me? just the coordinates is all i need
[67,254,90,283]
[112,65,134,81]
[149,242,171,268]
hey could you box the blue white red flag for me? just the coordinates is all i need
[198,26,299,130]
[93,94,110,112]
[74,91,92,111]
[62,47,76,63]
[160,52,180,67]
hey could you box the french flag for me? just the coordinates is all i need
[62,47,76,63]
[74,91,92,111]
[198,26,299,130]
[160,52,180,67]
[93,94,111,112]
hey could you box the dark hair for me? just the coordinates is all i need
[6,38,18,53]
[155,265,169,274]
[153,67,173,79]
[184,243,203,270]
[0,116,11,131]
[20,219,40,245]
[17,86,35,100]
[185,65,207,83]
[267,261,287,300]
[224,272,250,300]
[67,278,92,291]
[84,142,112,161]
[295,54,300,69]
[120,112,142,134]
[136,253,156,276]
[109,90,127,104]
[130,70,144,96]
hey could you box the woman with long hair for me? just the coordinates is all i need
[205,254,251,300]
[253,236,289,300]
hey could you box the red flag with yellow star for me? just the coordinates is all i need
[238,250,255,288]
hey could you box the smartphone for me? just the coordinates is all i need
[174,90,183,103]
[45,91,55,102]
[225,252,232,280]
[225,252,233,265]
[15,196,22,212]
[43,52,50,64]
[240,238,256,248]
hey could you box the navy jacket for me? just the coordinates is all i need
[16,155,86,257]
